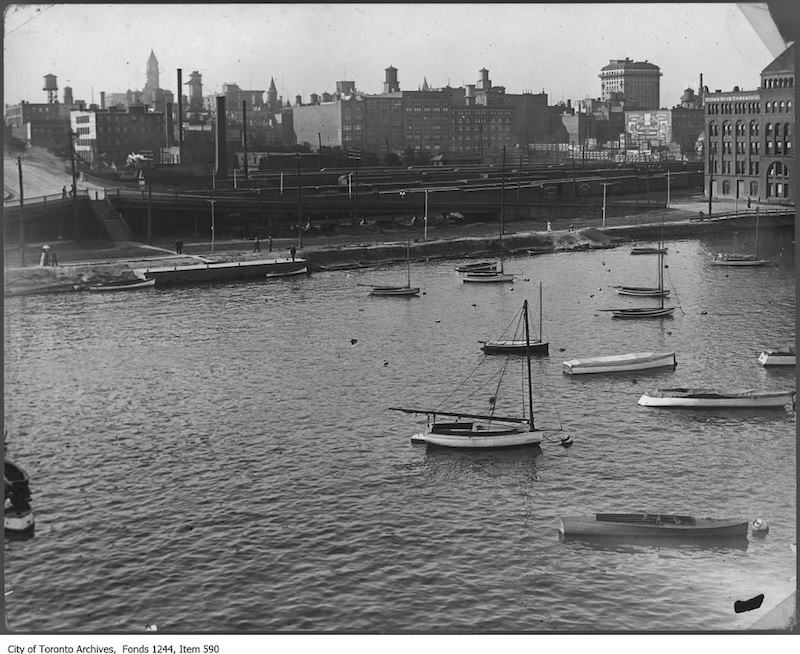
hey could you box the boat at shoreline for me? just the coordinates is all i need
[391,299,564,449]
[563,351,676,375]
[137,257,308,287]
[758,347,796,366]
[637,387,796,408]
[710,212,769,267]
[558,513,749,539]
[86,278,155,292]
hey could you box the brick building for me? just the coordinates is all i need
[70,104,166,171]
[704,43,794,204]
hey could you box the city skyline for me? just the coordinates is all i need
[3,3,782,109]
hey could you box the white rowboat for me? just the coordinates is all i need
[637,388,795,408]
[563,351,676,375]
[757,347,795,366]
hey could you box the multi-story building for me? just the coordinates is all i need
[70,104,166,170]
[105,51,173,113]
[625,100,705,159]
[5,75,82,150]
[599,58,662,110]
[292,66,554,160]
[704,43,794,203]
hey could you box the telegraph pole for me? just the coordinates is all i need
[146,158,153,244]
[241,100,249,182]
[296,154,303,249]
[17,156,25,266]
[69,128,79,240]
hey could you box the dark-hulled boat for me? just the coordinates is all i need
[4,460,34,536]
[558,513,748,539]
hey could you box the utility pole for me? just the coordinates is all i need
[146,158,152,245]
[296,154,303,249]
[516,152,522,222]
[318,133,322,170]
[69,128,79,240]
[500,145,506,235]
[17,156,25,266]
[708,173,713,218]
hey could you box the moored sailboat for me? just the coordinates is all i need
[608,248,674,318]
[480,282,549,355]
[369,241,420,296]
[390,299,564,448]
[710,211,769,266]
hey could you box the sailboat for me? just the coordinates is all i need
[607,248,674,318]
[479,282,549,355]
[390,299,564,448]
[369,240,420,296]
[616,220,670,296]
[463,147,514,284]
[710,212,769,266]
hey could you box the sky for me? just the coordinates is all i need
[2,3,785,109]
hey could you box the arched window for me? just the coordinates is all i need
[775,123,782,137]
[779,101,785,112]
[765,122,773,135]
[788,101,793,113]
[749,120,758,136]
[765,101,771,113]
[767,162,784,177]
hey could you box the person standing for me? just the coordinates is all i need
[290,245,296,261]
[268,235,273,252]
[174,237,183,255]
[61,186,67,199]
[253,236,261,252]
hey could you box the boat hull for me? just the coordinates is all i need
[637,389,795,408]
[369,286,420,296]
[455,261,497,273]
[138,258,308,286]
[563,352,676,375]
[615,287,670,297]
[412,427,543,448]
[711,256,769,266]
[631,248,667,255]
[612,307,675,319]
[463,273,514,283]
[4,505,35,535]
[758,350,796,366]
[559,514,748,539]
[480,340,549,355]
[87,278,155,292]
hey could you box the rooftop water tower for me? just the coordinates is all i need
[43,74,58,103]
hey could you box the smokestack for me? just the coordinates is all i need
[177,69,183,161]
[215,95,227,180]
[99,91,105,109]
[165,101,174,147]
[699,73,703,106]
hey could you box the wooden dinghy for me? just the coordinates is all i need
[563,351,676,375]
[558,513,749,539]
[757,347,796,366]
[637,388,796,408]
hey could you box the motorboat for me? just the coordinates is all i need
[563,351,676,375]
[637,388,796,408]
[757,347,795,366]
[558,513,749,539]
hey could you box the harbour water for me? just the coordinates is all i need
[3,228,796,632]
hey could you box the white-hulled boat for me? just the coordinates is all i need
[637,388,796,408]
[391,299,565,449]
[558,513,749,539]
[757,347,795,366]
[563,351,676,375]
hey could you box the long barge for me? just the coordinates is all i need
[135,257,308,287]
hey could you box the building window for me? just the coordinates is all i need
[722,180,731,194]
[750,181,758,196]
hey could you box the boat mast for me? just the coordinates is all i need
[405,240,411,288]
[539,281,543,340]
[500,146,505,273]
[522,299,535,430]
[658,250,664,310]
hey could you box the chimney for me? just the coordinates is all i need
[215,95,227,180]
[99,91,105,109]
[295,94,302,106]
[64,86,74,105]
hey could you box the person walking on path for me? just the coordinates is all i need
[747,197,752,209]
[174,238,184,255]
[253,236,261,252]
[290,245,296,261]
[61,186,67,200]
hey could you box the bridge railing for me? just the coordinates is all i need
[691,207,795,222]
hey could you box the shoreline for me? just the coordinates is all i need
[4,209,794,296]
